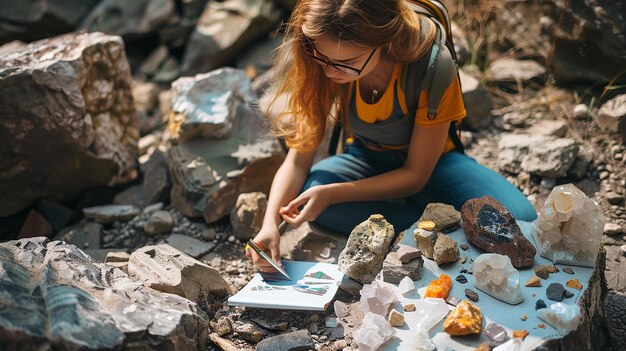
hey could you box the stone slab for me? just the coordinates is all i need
[382,221,597,351]
[159,234,215,258]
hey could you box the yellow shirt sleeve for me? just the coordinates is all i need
[414,75,466,127]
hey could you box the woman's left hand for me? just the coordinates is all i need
[279,185,334,226]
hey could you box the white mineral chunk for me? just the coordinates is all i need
[398,276,416,296]
[532,183,605,267]
[334,300,349,318]
[413,298,450,331]
[353,312,396,351]
[414,327,436,351]
[493,338,522,351]
[537,302,582,334]
[472,254,524,305]
[359,280,398,316]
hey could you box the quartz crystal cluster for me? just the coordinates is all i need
[472,254,524,305]
[353,312,396,351]
[532,184,605,267]
[537,302,582,334]
[359,280,398,316]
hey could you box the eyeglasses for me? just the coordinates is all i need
[303,36,376,76]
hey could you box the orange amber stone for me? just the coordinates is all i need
[424,274,452,299]
[443,300,482,335]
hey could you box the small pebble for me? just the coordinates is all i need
[535,299,547,310]
[564,289,574,298]
[521,314,528,321]
[525,275,542,287]
[325,317,339,328]
[403,303,416,312]
[465,288,479,302]
[562,267,575,274]
[566,278,583,290]
[513,330,529,340]
[455,275,468,284]
[534,265,550,279]
[547,282,565,302]
[445,296,461,306]
[538,324,546,329]
[388,310,405,327]
[460,244,469,251]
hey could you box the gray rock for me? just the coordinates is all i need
[128,244,232,307]
[433,233,460,265]
[159,234,215,258]
[79,0,175,37]
[596,94,626,139]
[487,58,546,83]
[338,215,396,284]
[0,32,138,217]
[208,333,239,351]
[279,221,345,262]
[230,192,267,241]
[233,323,264,344]
[465,288,479,302]
[132,80,162,135]
[0,0,99,43]
[250,314,289,331]
[604,223,623,236]
[256,330,313,351]
[181,0,282,75]
[527,120,569,137]
[419,203,461,232]
[36,199,75,232]
[83,205,140,224]
[498,133,579,178]
[547,282,565,302]
[113,185,144,208]
[56,221,102,251]
[382,252,423,285]
[567,146,592,180]
[144,210,174,235]
[142,150,171,206]
[0,237,209,351]
[396,244,422,264]
[168,69,284,223]
[459,69,493,131]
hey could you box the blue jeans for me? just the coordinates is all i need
[302,142,537,234]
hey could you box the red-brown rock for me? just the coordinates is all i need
[461,196,536,268]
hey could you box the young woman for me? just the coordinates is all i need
[246,0,537,272]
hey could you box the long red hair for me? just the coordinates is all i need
[269,0,436,151]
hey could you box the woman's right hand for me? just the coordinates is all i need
[245,226,282,273]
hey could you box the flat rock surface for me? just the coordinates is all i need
[382,220,595,351]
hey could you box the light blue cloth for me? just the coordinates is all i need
[302,140,537,234]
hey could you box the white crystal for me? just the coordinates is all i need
[537,302,582,334]
[472,254,524,305]
[398,276,416,296]
[532,184,605,267]
[413,298,449,331]
[359,280,398,316]
[414,327,436,351]
[493,338,521,351]
[334,300,349,318]
[353,312,396,351]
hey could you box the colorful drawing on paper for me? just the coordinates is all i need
[304,271,334,280]
[292,285,330,296]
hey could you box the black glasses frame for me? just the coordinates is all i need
[304,37,377,76]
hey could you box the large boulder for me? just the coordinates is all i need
[0,32,139,217]
[181,0,282,75]
[79,0,175,38]
[167,68,284,223]
[496,0,626,84]
[0,237,210,351]
[128,244,232,308]
[0,0,100,44]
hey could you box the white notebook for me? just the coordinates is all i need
[228,261,344,311]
